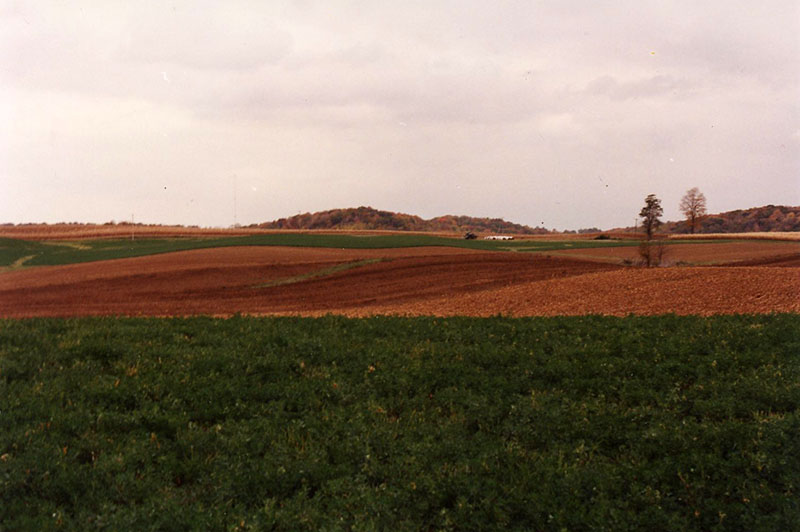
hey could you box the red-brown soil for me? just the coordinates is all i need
[0,246,478,290]
[1,246,797,318]
[719,253,800,267]
[549,241,800,265]
[667,232,800,241]
[375,267,800,317]
[0,246,617,317]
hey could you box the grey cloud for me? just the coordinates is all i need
[667,32,799,87]
[2,1,798,229]
[115,6,293,70]
[191,51,551,127]
[586,75,697,101]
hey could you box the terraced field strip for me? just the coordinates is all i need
[379,266,800,317]
[0,249,618,318]
[669,232,800,241]
[1,234,651,268]
[549,240,800,265]
[254,258,386,288]
[7,231,792,269]
[499,239,641,253]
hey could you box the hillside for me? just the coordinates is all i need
[251,206,551,235]
[666,205,800,234]
[609,205,800,234]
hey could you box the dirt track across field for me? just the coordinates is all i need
[1,245,798,317]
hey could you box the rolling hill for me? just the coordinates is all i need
[250,206,551,234]
[252,204,800,235]
[665,205,800,234]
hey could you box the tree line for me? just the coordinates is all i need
[639,189,799,239]
[251,206,551,234]
[637,188,708,266]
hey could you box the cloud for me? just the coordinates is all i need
[1,1,798,229]
[585,75,697,101]
[116,4,293,70]
[535,113,579,136]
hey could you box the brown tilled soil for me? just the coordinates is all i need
[0,246,617,317]
[721,254,800,267]
[0,246,480,289]
[369,267,800,317]
[548,241,800,265]
[1,245,797,318]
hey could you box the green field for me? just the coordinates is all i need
[0,234,651,268]
[2,315,798,530]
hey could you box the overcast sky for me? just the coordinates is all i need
[2,1,798,230]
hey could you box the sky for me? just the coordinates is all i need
[2,1,798,230]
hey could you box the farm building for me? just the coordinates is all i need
[484,235,514,240]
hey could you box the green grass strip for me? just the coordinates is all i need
[1,234,792,268]
[0,234,618,268]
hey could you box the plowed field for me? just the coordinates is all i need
[0,246,617,317]
[1,244,798,317]
[548,241,800,265]
[376,267,800,317]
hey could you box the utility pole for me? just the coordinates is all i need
[131,213,135,241]
[233,174,238,227]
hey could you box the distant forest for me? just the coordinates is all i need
[252,205,800,234]
[251,206,551,234]
[664,205,800,234]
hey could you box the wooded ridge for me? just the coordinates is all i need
[252,204,800,234]
[250,206,551,234]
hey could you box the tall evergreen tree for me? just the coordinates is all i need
[639,194,663,240]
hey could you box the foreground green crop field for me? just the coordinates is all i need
[1,315,798,530]
[0,234,649,268]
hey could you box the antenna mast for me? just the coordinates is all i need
[233,174,238,227]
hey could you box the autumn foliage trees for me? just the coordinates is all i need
[679,188,707,234]
[253,206,551,234]
[675,205,800,233]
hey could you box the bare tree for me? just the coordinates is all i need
[679,187,707,234]
[638,238,668,267]
[639,194,663,240]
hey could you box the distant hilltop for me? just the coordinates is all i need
[4,204,796,238]
[250,206,551,234]
[665,205,800,234]
[249,204,800,234]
